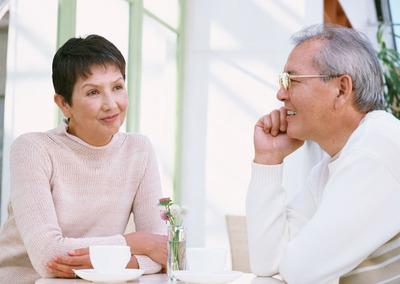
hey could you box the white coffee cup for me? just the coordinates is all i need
[90,245,131,273]
[186,248,227,273]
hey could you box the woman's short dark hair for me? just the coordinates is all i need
[52,34,126,106]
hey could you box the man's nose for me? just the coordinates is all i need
[277,87,289,102]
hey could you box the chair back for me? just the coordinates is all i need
[225,215,251,273]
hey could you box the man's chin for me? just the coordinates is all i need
[286,128,306,142]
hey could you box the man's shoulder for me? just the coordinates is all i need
[352,110,400,148]
[342,110,400,175]
[364,110,400,132]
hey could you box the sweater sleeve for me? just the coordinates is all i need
[10,135,127,278]
[246,162,314,276]
[247,151,400,284]
[279,151,400,284]
[131,137,166,274]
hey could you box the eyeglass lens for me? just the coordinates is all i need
[278,74,289,90]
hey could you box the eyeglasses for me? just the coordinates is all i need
[278,72,340,91]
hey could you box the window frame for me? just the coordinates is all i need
[56,0,185,202]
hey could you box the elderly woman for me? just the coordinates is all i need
[0,35,167,283]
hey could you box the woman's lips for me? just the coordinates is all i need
[101,113,119,123]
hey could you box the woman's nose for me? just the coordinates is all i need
[102,92,117,110]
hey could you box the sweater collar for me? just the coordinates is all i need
[54,119,122,151]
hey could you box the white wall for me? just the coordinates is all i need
[1,0,58,225]
[340,0,387,49]
[180,0,326,254]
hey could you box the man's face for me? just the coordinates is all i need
[277,39,339,142]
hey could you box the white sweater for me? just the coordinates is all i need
[246,111,400,284]
[0,121,166,283]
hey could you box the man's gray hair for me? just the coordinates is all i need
[291,24,384,112]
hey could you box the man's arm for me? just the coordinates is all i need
[247,108,305,275]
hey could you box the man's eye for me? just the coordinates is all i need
[115,84,124,90]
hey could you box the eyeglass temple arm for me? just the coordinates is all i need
[288,74,334,79]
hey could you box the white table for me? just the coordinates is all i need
[35,273,285,283]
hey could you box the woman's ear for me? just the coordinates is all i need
[54,94,72,118]
[334,75,353,110]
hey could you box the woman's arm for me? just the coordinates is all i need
[47,248,139,278]
[124,232,167,266]
[10,135,127,278]
[126,137,168,273]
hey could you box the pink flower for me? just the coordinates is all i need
[160,210,170,221]
[158,197,172,207]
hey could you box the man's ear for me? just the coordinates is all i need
[54,94,72,118]
[334,75,353,110]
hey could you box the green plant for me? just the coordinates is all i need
[376,23,400,119]
[158,197,189,278]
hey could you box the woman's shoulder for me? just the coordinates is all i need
[118,132,153,149]
[10,131,54,163]
[11,131,49,149]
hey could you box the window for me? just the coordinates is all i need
[0,6,8,219]
[389,0,400,50]
[58,0,184,200]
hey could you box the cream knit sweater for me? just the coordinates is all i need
[247,111,400,283]
[0,121,166,283]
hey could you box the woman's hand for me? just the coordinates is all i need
[46,248,92,278]
[124,232,168,267]
[145,233,168,266]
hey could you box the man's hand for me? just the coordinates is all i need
[254,107,304,165]
[46,248,92,278]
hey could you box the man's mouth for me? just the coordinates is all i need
[287,110,297,116]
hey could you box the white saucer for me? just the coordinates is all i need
[172,270,243,283]
[73,268,144,283]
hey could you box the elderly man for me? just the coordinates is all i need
[246,24,400,284]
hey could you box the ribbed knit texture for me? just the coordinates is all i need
[247,110,400,283]
[0,121,166,283]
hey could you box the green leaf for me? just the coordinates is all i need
[376,22,400,119]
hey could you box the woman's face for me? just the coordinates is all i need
[66,64,128,146]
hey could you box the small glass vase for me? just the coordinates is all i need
[167,225,186,281]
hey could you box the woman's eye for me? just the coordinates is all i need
[87,90,99,96]
[114,84,124,91]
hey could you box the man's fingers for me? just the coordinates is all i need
[262,115,272,134]
[279,107,288,132]
[255,108,288,137]
[269,109,281,136]
[255,115,269,133]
